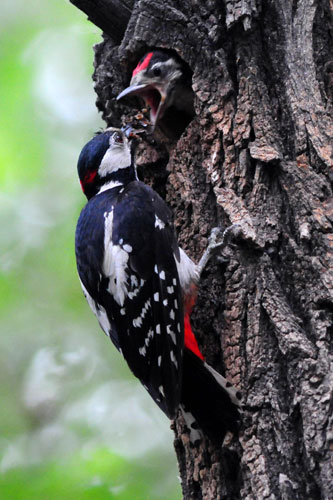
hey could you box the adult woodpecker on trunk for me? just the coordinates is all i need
[75,127,240,444]
[117,50,194,137]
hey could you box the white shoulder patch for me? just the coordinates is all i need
[102,210,129,306]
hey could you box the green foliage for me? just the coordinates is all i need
[0,1,181,498]
[0,449,180,500]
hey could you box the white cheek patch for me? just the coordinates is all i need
[98,144,131,177]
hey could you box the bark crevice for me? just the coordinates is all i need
[70,0,333,498]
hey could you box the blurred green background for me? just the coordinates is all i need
[0,1,181,498]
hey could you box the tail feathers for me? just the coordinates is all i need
[181,349,241,445]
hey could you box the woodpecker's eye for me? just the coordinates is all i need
[153,67,161,77]
[113,132,123,144]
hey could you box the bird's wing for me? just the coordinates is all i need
[76,183,184,418]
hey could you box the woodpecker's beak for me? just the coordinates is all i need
[122,123,137,139]
[117,82,167,128]
[117,84,148,100]
[121,124,140,159]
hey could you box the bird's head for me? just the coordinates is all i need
[78,127,137,200]
[117,51,185,128]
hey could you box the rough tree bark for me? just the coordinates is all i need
[70,1,332,498]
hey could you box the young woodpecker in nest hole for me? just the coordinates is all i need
[117,50,194,138]
[75,127,240,444]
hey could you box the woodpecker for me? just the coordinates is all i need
[75,128,240,443]
[117,50,194,136]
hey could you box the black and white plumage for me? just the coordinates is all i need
[75,128,240,442]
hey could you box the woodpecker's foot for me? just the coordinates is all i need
[197,224,241,277]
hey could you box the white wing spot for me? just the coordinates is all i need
[154,265,158,274]
[148,328,154,339]
[133,317,143,328]
[167,325,177,344]
[167,286,174,294]
[156,324,161,334]
[177,323,181,333]
[163,299,168,306]
[120,308,126,316]
[130,275,138,287]
[142,299,151,317]
[174,299,178,309]
[123,244,132,253]
[155,216,165,229]
[172,278,177,286]
[170,351,178,368]
[159,270,166,280]
[159,385,165,397]
[139,346,147,356]
[170,309,175,320]
[128,277,145,300]
[133,300,151,327]
[154,292,159,302]
[180,406,202,443]
[158,355,162,366]
[119,238,123,245]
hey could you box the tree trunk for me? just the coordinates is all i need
[70,0,333,498]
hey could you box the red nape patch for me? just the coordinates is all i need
[184,314,204,361]
[132,52,153,77]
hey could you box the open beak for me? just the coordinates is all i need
[117,84,148,100]
[117,83,167,127]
